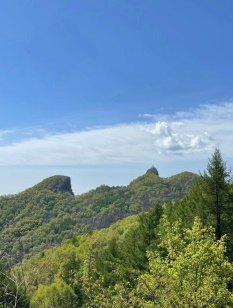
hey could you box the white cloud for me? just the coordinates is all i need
[144,121,215,154]
[0,125,155,165]
[0,102,232,166]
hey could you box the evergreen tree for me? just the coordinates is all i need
[201,148,232,239]
[170,148,233,240]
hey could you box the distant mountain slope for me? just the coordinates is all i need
[128,171,197,211]
[0,169,198,260]
[30,175,74,194]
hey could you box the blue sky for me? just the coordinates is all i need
[0,1,233,195]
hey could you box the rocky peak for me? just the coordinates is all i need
[33,175,74,195]
[146,166,159,176]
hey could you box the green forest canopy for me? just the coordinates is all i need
[1,149,233,307]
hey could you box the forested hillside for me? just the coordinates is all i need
[1,149,233,307]
[0,169,197,260]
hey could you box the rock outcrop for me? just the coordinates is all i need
[32,175,74,194]
[146,166,159,176]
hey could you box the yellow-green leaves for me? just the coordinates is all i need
[30,279,77,308]
[136,217,233,307]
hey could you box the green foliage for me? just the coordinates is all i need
[14,205,168,306]
[0,171,196,261]
[165,149,233,237]
[201,148,232,239]
[30,279,77,308]
[135,217,233,307]
[0,262,30,307]
[9,204,233,307]
[19,215,138,303]
[31,175,74,194]
[4,152,233,307]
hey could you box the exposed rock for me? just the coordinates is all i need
[146,166,159,176]
[32,175,74,194]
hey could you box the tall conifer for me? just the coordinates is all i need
[201,148,232,239]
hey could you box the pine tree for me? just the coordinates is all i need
[201,148,232,239]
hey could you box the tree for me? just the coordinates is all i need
[0,261,30,308]
[135,217,233,307]
[201,148,232,239]
[30,278,77,308]
[169,148,233,240]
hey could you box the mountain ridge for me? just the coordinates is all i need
[0,168,198,261]
[23,175,74,195]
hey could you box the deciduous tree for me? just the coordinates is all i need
[136,217,233,307]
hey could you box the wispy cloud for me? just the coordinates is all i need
[0,102,232,165]
[0,130,15,143]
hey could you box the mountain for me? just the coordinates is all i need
[0,169,198,261]
[30,175,74,195]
